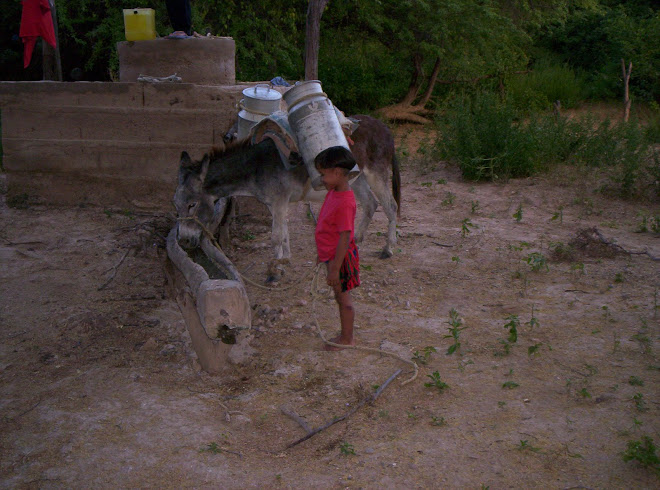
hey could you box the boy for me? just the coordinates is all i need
[314,146,360,351]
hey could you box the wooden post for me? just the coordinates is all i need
[42,0,62,81]
[621,59,632,123]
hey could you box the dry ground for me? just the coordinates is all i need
[1,125,659,489]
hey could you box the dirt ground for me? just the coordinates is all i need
[1,124,659,489]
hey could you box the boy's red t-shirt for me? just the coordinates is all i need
[315,189,357,262]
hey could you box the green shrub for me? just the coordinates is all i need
[438,90,659,197]
[437,91,537,181]
[506,60,587,113]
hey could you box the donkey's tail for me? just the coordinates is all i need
[392,154,401,217]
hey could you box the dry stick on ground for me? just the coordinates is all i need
[97,249,129,290]
[590,227,659,261]
[285,368,402,450]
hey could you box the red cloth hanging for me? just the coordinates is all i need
[19,0,57,68]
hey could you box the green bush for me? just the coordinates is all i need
[438,90,659,198]
[506,60,587,113]
[437,91,537,181]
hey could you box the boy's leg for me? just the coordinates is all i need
[324,286,355,351]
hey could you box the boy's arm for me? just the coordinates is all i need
[327,231,351,288]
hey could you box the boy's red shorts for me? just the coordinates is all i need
[339,245,360,292]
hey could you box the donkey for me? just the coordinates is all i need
[174,115,400,280]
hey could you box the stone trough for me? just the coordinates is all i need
[165,212,253,373]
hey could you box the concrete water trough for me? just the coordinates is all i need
[165,217,253,373]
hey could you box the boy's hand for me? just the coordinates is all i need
[327,264,340,288]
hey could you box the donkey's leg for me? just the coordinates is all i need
[266,198,291,283]
[351,174,378,243]
[269,198,290,260]
[363,168,398,259]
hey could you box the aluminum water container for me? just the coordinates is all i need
[237,84,282,139]
[283,80,350,167]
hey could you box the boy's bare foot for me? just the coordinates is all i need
[324,336,355,351]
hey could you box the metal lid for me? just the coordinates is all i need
[242,84,282,102]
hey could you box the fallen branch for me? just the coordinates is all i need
[590,227,659,261]
[285,368,402,450]
[97,249,129,290]
[281,405,313,433]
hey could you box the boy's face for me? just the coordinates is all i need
[319,167,347,191]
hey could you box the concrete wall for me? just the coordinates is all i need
[0,81,267,209]
[117,37,236,85]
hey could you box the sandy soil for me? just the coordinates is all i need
[1,126,659,489]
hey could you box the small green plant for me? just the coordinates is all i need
[578,388,592,398]
[430,415,446,427]
[622,436,660,475]
[528,343,542,356]
[526,252,548,272]
[242,231,256,241]
[629,376,644,387]
[460,217,476,237]
[526,305,540,329]
[420,181,433,187]
[495,339,512,357]
[614,272,625,283]
[362,265,372,271]
[503,315,519,343]
[633,393,648,412]
[339,442,356,456]
[442,192,456,206]
[517,440,541,452]
[502,381,520,389]
[200,442,223,454]
[498,401,506,408]
[471,200,480,213]
[445,308,466,355]
[550,206,564,224]
[424,371,449,392]
[451,256,461,264]
[412,346,437,365]
[513,203,523,222]
[437,178,447,184]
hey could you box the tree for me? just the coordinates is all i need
[374,0,529,122]
[304,0,329,80]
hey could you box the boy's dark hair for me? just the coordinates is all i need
[314,146,356,172]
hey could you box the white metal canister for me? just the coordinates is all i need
[283,80,350,167]
[237,84,282,139]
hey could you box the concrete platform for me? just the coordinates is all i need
[117,37,236,85]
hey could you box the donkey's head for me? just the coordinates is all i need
[174,151,215,250]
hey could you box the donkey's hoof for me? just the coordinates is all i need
[379,249,393,259]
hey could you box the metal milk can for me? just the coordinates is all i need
[283,80,350,189]
[237,84,282,139]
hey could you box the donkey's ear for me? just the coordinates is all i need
[199,154,210,181]
[180,151,193,168]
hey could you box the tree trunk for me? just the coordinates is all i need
[304,0,330,81]
[621,58,632,123]
[42,0,62,81]
[399,53,424,106]
[414,56,441,108]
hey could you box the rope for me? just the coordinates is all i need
[308,263,418,385]
[176,215,418,384]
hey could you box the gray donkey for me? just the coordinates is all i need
[174,115,400,281]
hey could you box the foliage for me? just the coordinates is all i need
[505,59,588,112]
[438,90,659,197]
[622,436,660,474]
